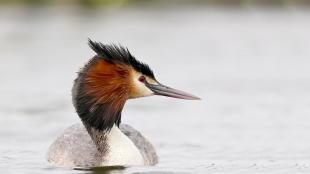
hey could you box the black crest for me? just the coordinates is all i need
[88,39,155,79]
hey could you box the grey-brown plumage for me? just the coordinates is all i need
[120,124,158,165]
[47,123,158,167]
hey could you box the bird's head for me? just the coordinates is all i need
[73,40,199,131]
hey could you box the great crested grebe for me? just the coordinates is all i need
[47,39,200,167]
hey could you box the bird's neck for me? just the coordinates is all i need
[72,58,131,155]
[73,88,144,165]
[83,122,109,154]
[72,70,126,132]
[83,122,144,166]
[73,90,124,151]
[72,69,128,155]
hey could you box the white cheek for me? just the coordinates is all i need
[133,77,154,97]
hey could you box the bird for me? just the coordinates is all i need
[47,39,200,167]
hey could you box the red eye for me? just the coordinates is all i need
[139,76,146,83]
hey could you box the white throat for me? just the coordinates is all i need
[102,125,144,166]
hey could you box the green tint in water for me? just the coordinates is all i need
[75,166,126,174]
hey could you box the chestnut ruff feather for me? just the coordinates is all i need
[72,40,154,132]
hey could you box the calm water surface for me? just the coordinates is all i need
[1,6,310,174]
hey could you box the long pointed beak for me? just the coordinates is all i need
[145,82,200,100]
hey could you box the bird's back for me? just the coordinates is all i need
[47,123,158,167]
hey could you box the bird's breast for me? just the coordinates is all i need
[102,125,144,166]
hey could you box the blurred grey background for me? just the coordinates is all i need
[1,0,310,174]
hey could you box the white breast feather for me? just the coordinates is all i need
[102,125,144,166]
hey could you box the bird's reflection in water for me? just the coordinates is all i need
[75,166,184,174]
[75,166,126,174]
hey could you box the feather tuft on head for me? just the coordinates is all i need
[88,39,155,79]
